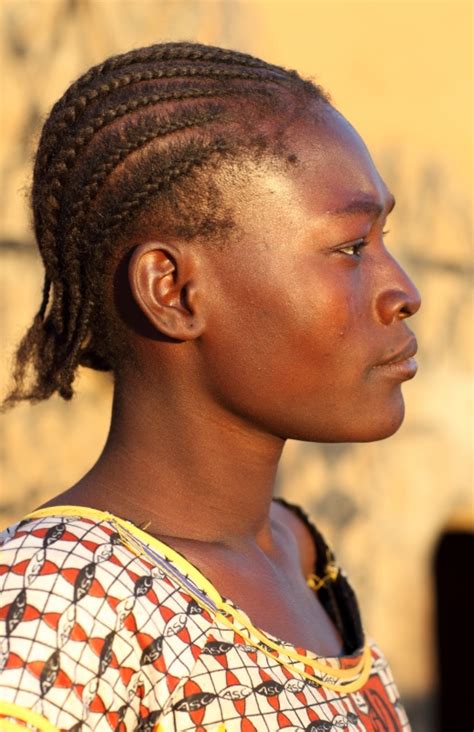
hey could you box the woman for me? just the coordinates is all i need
[0,42,420,731]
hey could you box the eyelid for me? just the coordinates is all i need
[328,227,392,262]
[335,228,391,253]
[331,236,364,250]
[336,239,369,258]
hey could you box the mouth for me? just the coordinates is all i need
[372,337,418,380]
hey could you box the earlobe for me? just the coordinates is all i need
[128,242,205,340]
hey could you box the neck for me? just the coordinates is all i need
[66,372,285,546]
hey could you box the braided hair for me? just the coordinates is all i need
[4,42,330,408]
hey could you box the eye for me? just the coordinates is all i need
[339,239,367,258]
[338,229,390,258]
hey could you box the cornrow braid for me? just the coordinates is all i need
[32,88,235,307]
[63,138,230,380]
[31,92,221,338]
[92,138,229,237]
[4,41,329,408]
[52,42,293,121]
[49,106,224,348]
[71,42,279,86]
[39,65,287,171]
[69,105,224,218]
[35,83,269,234]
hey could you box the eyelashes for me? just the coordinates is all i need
[339,240,367,257]
[338,229,390,259]
[337,239,368,259]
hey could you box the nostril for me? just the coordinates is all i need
[376,286,421,325]
[399,304,413,319]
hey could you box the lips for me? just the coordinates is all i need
[371,337,418,381]
[376,337,418,367]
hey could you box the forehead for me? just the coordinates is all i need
[219,104,392,231]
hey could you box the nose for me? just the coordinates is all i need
[375,254,421,326]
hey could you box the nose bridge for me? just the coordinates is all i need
[375,248,421,324]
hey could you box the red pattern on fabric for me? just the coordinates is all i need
[0,511,411,731]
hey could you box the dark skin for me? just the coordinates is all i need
[43,103,421,657]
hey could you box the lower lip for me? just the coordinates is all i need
[372,357,418,380]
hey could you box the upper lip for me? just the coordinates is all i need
[375,337,418,366]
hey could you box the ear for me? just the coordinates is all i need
[128,241,205,340]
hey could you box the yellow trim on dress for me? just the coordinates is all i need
[27,505,222,605]
[0,720,24,732]
[0,702,59,732]
[25,505,372,692]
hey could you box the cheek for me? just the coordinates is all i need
[202,265,363,405]
[276,268,366,377]
[200,268,405,442]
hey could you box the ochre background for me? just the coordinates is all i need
[1,2,472,729]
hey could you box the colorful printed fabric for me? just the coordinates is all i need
[0,505,410,731]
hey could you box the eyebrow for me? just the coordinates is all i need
[330,194,396,218]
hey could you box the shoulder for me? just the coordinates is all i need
[0,513,215,729]
[0,513,137,610]
[0,512,216,638]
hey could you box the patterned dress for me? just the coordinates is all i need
[0,503,410,731]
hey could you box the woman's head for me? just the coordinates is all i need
[6,41,329,406]
[6,41,420,443]
[155,103,420,443]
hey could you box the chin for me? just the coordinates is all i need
[346,397,407,443]
[286,395,407,444]
[355,417,405,443]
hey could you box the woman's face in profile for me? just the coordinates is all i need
[188,102,421,443]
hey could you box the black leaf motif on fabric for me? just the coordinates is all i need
[43,523,66,548]
[114,704,129,731]
[134,710,161,732]
[140,636,164,665]
[110,532,122,545]
[134,575,153,597]
[40,649,60,697]
[186,599,203,615]
[254,680,284,697]
[74,562,96,603]
[6,588,26,635]
[306,678,322,689]
[98,631,115,676]
[347,712,359,723]
[202,640,234,656]
[306,722,333,732]
[173,691,217,712]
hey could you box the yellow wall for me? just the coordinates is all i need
[1,1,472,723]
[248,1,472,184]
